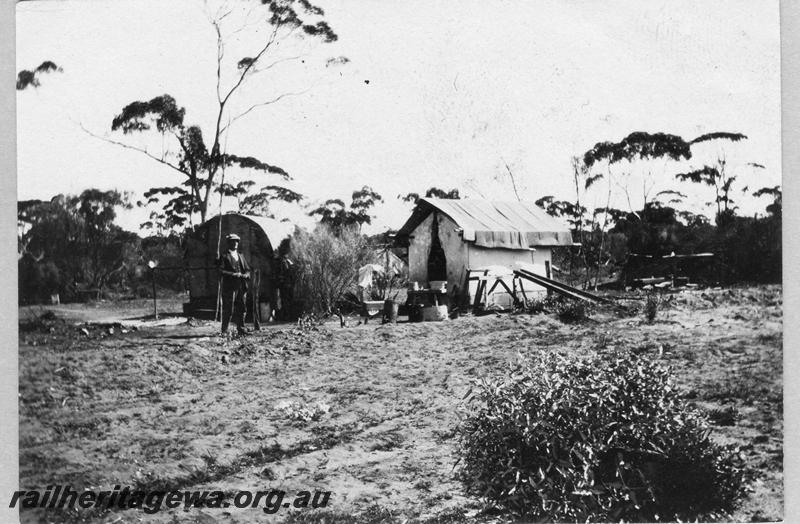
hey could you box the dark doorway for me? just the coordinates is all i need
[427,212,447,281]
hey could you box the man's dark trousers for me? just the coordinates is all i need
[218,248,251,334]
[221,277,247,334]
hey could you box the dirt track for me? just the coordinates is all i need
[18,287,782,523]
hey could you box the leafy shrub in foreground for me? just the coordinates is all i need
[457,352,745,522]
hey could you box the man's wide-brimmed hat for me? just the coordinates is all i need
[226,233,241,241]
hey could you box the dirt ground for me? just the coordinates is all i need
[18,286,782,523]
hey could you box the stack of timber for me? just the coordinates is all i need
[512,267,615,306]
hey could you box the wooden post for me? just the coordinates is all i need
[336,307,346,327]
[486,277,503,295]
[253,269,261,331]
[545,260,552,297]
[472,270,488,311]
[461,270,472,311]
[511,277,521,308]
[151,268,158,320]
[518,279,529,308]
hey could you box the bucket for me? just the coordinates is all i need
[422,305,448,321]
[383,300,399,323]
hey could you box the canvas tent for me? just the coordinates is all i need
[396,198,573,307]
[374,247,406,276]
[183,213,293,319]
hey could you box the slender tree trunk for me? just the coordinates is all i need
[593,167,613,290]
[571,158,584,283]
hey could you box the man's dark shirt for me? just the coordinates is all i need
[219,250,250,282]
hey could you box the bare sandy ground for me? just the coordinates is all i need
[18,286,782,523]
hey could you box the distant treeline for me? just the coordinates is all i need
[17,186,389,306]
[17,177,781,305]
[18,190,186,304]
[532,131,782,288]
[551,200,781,287]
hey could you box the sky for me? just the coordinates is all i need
[15,0,782,234]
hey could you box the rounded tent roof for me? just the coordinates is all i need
[199,213,294,245]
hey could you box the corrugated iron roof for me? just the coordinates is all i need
[397,198,573,249]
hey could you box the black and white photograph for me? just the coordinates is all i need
[11,0,785,522]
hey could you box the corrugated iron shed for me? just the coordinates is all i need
[397,198,573,249]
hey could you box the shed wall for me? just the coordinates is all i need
[407,213,432,284]
[408,211,554,307]
[440,214,469,295]
[408,213,468,294]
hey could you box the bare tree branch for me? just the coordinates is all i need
[212,17,225,104]
[252,53,310,75]
[615,180,641,220]
[221,22,281,106]
[227,3,262,36]
[206,17,282,212]
[501,157,522,202]
[462,178,486,199]
[222,85,317,131]
[78,122,188,177]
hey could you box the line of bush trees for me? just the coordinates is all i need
[18,161,781,309]
[17,185,397,312]
[18,191,186,304]
[534,131,782,288]
[548,197,781,288]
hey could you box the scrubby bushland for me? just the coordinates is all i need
[18,191,139,303]
[457,352,746,522]
[120,233,188,299]
[289,225,374,316]
[547,190,782,288]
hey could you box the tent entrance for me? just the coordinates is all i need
[427,212,447,282]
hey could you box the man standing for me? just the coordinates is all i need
[218,233,251,336]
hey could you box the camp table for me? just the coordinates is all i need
[406,289,448,307]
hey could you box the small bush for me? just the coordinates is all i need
[19,309,59,333]
[707,406,739,426]
[525,296,589,323]
[524,294,562,314]
[283,504,396,524]
[290,225,374,316]
[644,293,661,322]
[275,400,331,423]
[296,312,322,331]
[457,352,745,522]
[556,299,588,323]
